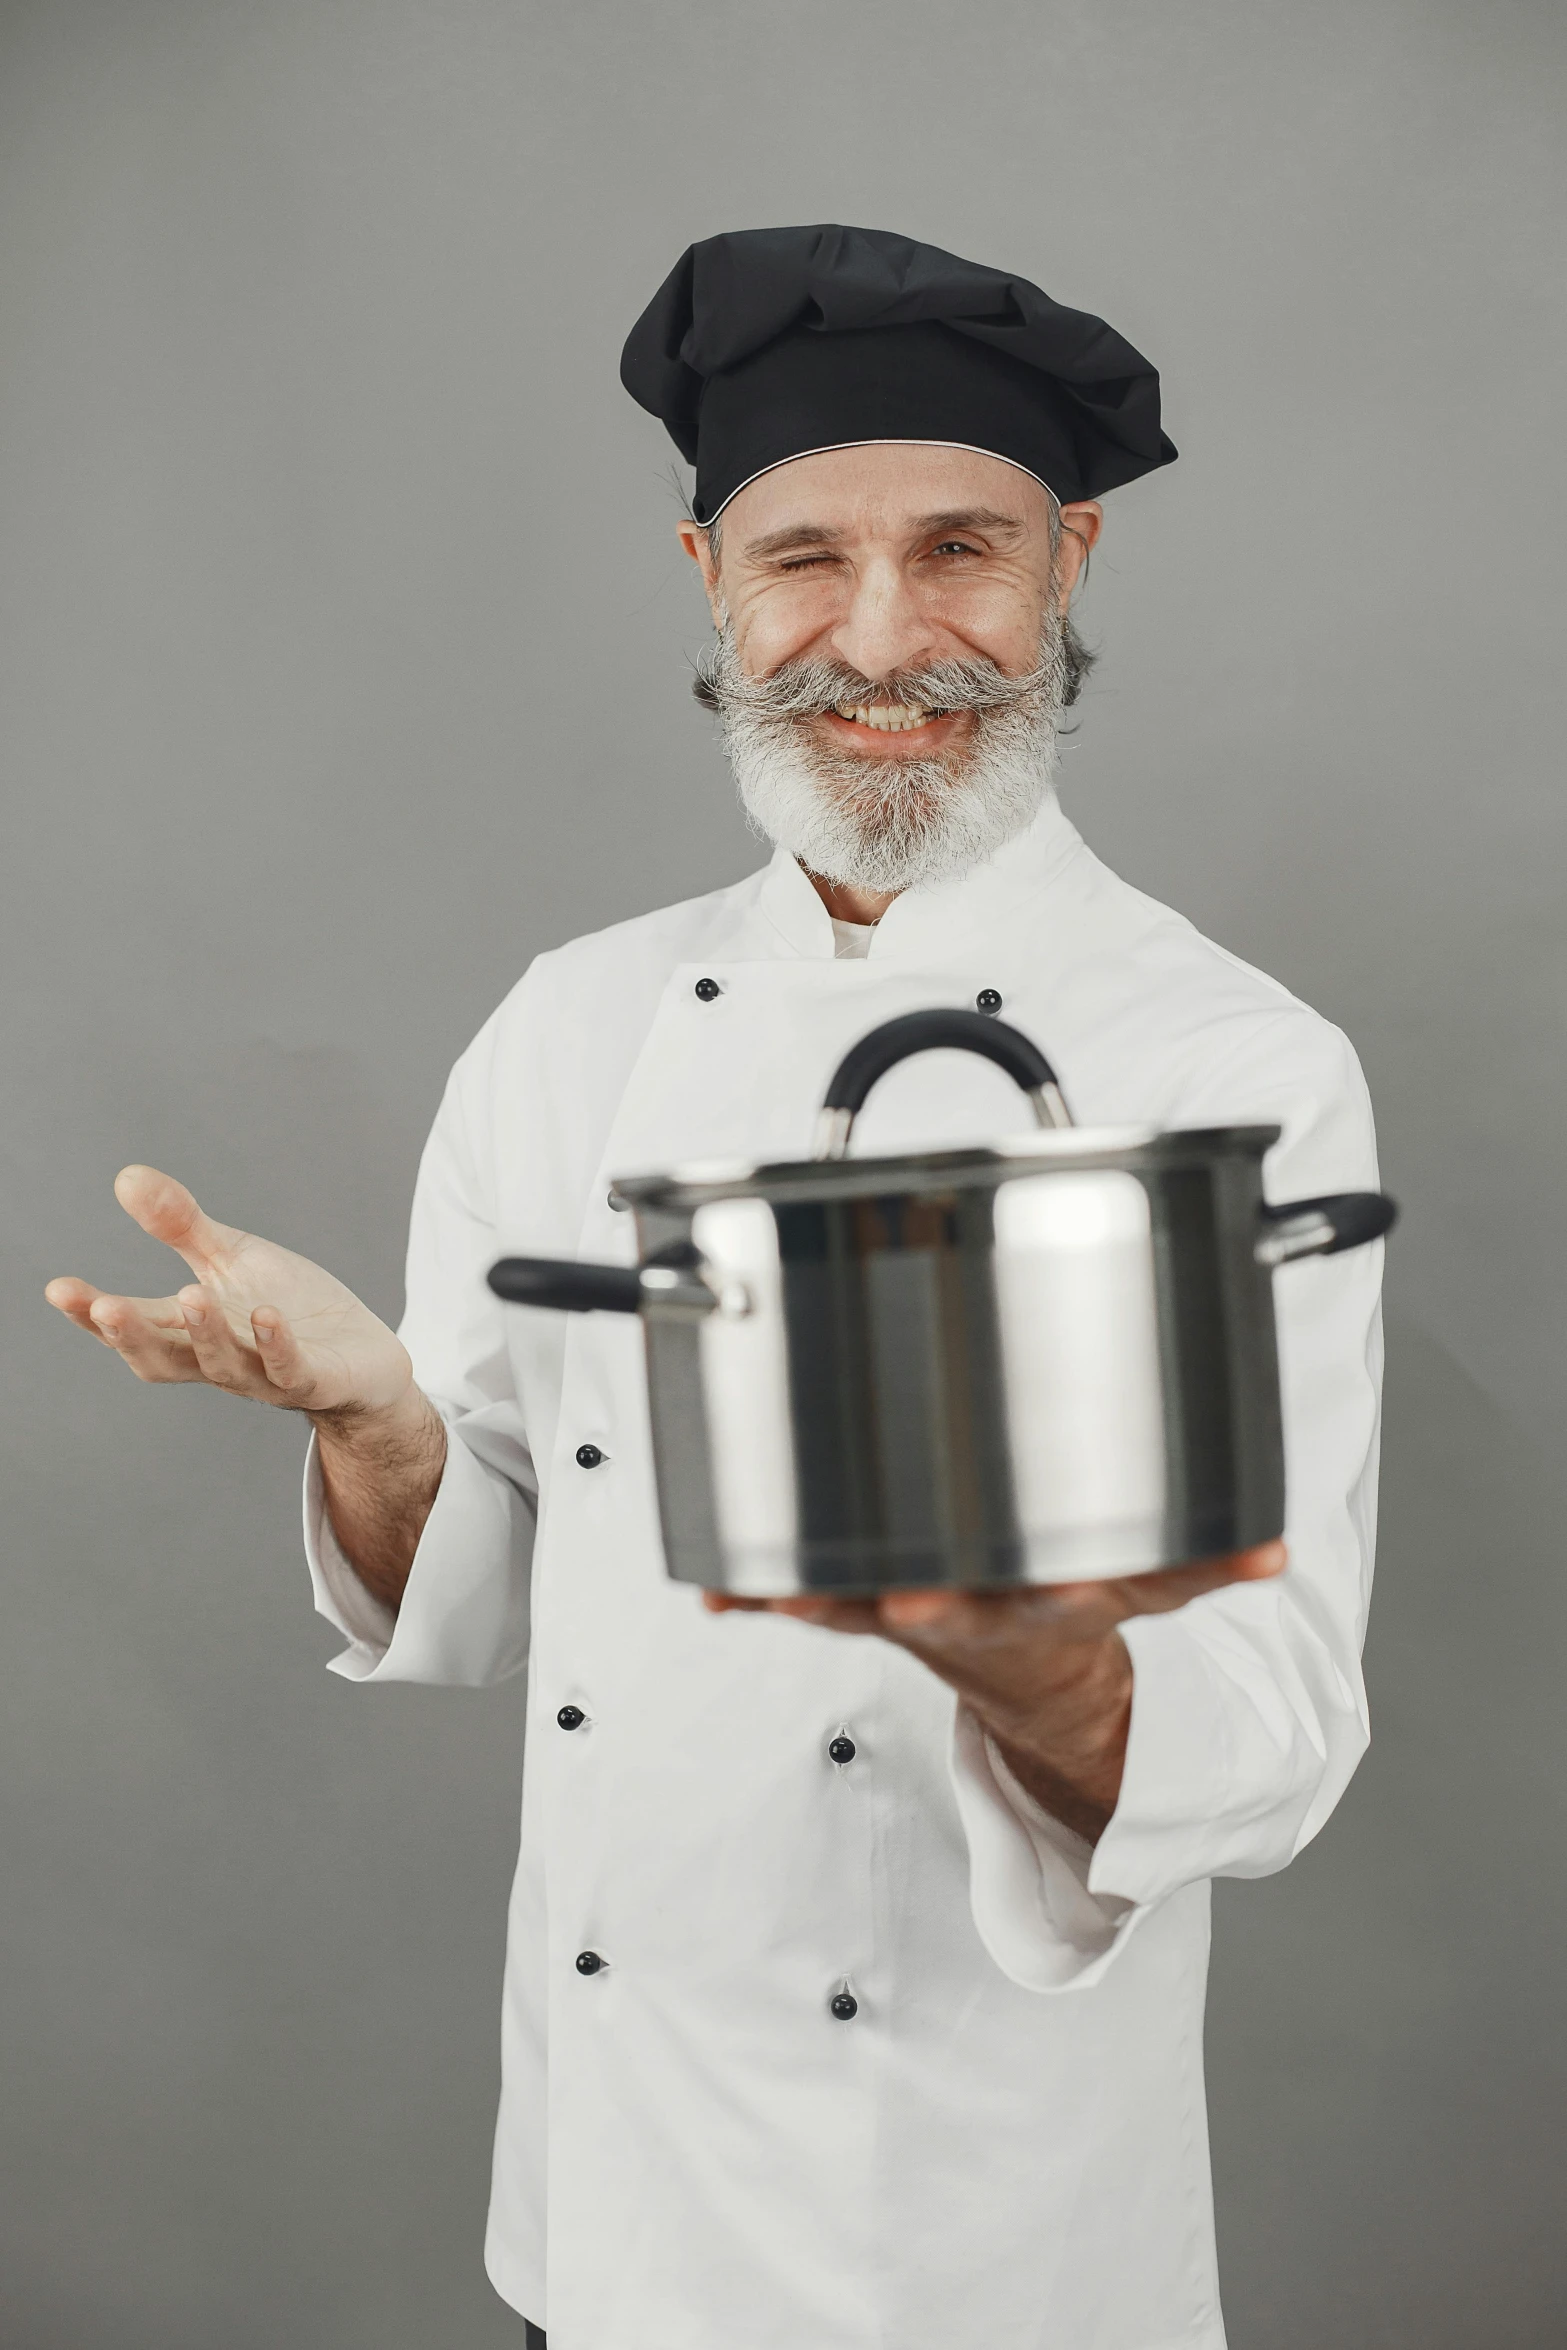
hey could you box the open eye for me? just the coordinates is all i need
[930,538,982,559]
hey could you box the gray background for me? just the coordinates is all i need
[3,0,1564,2342]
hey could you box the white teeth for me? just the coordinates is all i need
[833,701,934,732]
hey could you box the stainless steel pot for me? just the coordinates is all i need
[490,1011,1396,1595]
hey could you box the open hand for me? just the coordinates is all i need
[46,1165,413,1419]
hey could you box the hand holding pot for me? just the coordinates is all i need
[492,1010,1395,1605]
[703,1538,1286,1844]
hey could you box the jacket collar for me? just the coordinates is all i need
[751,789,1085,964]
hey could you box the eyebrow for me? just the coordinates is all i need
[740,522,848,561]
[739,505,1028,563]
[912,506,1028,542]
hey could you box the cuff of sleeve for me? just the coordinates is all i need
[1086,1611,1234,1907]
[303,1433,398,1668]
[949,1704,1146,1992]
[303,1423,530,1687]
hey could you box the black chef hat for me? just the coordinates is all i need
[621,223,1176,525]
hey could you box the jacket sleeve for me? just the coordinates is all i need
[951,1013,1384,1990]
[304,1008,538,1687]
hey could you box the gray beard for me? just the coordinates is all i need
[697,622,1067,893]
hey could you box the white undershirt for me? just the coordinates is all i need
[830,917,877,960]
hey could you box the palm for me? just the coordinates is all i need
[46,1165,410,1414]
[187,1226,401,1406]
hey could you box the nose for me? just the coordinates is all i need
[829,554,940,683]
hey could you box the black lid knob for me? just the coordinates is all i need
[827,1735,856,1766]
[694,976,721,1002]
[829,1989,858,2021]
[575,1443,604,1469]
[976,987,1003,1015]
[556,1705,585,1732]
[575,1950,604,1976]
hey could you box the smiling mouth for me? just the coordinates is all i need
[831,699,951,733]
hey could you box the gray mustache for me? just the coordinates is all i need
[693,641,1060,722]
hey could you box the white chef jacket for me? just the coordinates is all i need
[305,791,1383,2350]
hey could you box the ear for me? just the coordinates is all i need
[1055,501,1104,606]
[676,519,724,625]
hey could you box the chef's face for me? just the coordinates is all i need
[676,443,1101,770]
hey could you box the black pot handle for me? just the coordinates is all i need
[488,1256,645,1313]
[813,1009,1072,1161]
[488,1251,723,1319]
[1256,1190,1399,1266]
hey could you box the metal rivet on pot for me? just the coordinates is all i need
[830,1987,858,2021]
[828,1735,856,1766]
[575,1443,605,1469]
[557,1705,586,1732]
[576,1950,604,1976]
[976,987,1003,1015]
[694,976,722,1002]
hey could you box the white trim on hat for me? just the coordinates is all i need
[698,439,1061,525]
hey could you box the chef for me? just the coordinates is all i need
[48,225,1384,2350]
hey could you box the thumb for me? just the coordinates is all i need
[114,1165,234,1274]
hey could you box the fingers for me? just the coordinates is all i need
[248,1307,319,1405]
[700,1591,884,1635]
[61,1287,202,1372]
[705,1585,1074,1645]
[171,1285,250,1386]
[879,1540,1289,1638]
[49,1267,311,1404]
[878,1585,1083,1649]
[878,1588,965,1631]
[177,1286,313,1403]
[174,1289,312,1403]
[770,1596,885,1634]
[1117,1539,1288,1617]
[46,1276,117,1340]
[699,1540,1290,1643]
[114,1165,235,1276]
[47,1278,184,1370]
[1231,1539,1288,1579]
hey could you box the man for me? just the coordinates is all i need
[48,226,1383,2348]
